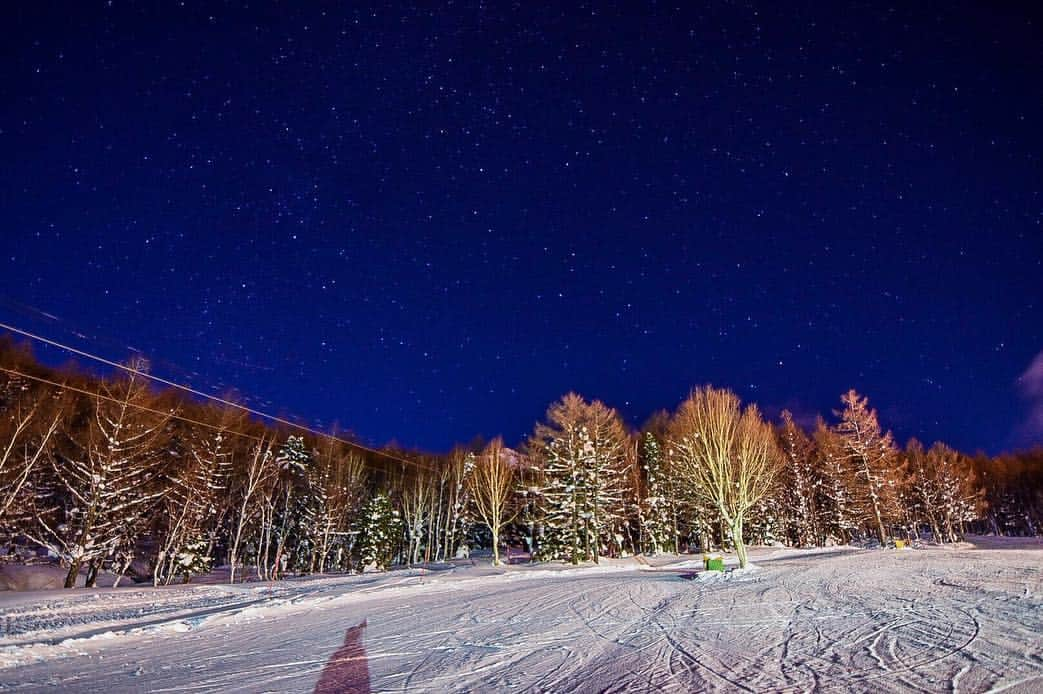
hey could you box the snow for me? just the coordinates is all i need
[1,537,1041,691]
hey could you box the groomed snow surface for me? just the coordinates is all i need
[1,537,1041,692]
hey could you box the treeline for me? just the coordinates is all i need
[0,337,1040,587]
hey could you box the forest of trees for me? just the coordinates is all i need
[1,336,1041,587]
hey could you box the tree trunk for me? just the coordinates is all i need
[491,528,500,566]
[113,554,133,589]
[731,517,749,569]
[153,550,166,587]
[64,558,82,589]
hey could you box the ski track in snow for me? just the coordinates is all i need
[0,540,1041,693]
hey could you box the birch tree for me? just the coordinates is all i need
[468,438,518,566]
[0,382,64,533]
[304,441,367,573]
[667,386,780,568]
[400,467,434,565]
[227,435,276,584]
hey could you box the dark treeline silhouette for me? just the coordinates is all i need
[0,336,1040,587]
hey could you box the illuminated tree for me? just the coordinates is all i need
[639,431,675,554]
[0,380,63,533]
[357,490,401,571]
[304,440,368,573]
[833,390,905,544]
[400,466,434,565]
[777,411,821,547]
[32,365,174,588]
[530,393,630,564]
[667,386,781,568]
[468,438,518,566]
[227,435,277,584]
[152,406,240,585]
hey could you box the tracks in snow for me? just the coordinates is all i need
[1,547,1041,692]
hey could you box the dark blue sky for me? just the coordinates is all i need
[3,2,1041,453]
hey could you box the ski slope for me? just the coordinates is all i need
[1,538,1041,692]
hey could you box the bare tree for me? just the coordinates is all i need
[428,448,474,560]
[0,385,63,531]
[400,467,434,565]
[468,438,518,566]
[31,366,173,588]
[227,435,276,584]
[667,386,780,569]
[933,444,983,542]
[305,441,367,573]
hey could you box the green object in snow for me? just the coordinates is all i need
[704,557,725,572]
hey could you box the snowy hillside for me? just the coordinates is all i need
[1,538,1041,692]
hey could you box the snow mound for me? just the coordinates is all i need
[695,564,760,581]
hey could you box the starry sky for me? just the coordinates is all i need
[2,2,1041,454]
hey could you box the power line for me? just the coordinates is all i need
[0,366,262,444]
[0,321,438,473]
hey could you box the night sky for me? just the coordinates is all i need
[3,2,1041,454]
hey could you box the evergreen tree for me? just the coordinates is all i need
[530,394,630,564]
[268,434,313,577]
[815,419,858,544]
[357,490,401,571]
[276,435,311,473]
[640,432,675,554]
[153,412,236,586]
[777,411,822,547]
[833,391,906,544]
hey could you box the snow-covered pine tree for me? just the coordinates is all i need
[153,409,237,585]
[516,447,545,559]
[814,418,858,544]
[452,452,476,558]
[530,393,630,564]
[586,401,630,559]
[536,423,589,563]
[640,431,674,554]
[833,390,906,544]
[357,490,402,571]
[745,493,783,546]
[777,411,822,547]
[268,434,312,578]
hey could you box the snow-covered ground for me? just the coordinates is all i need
[1,537,1041,692]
